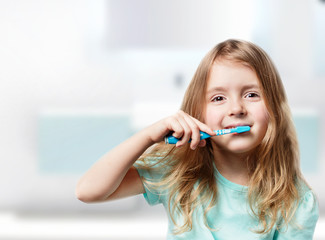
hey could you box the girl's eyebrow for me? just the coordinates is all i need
[241,84,261,91]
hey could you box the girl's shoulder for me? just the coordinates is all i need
[295,179,319,218]
[297,179,316,200]
[133,149,174,206]
[134,148,174,181]
[135,153,171,170]
[276,180,319,237]
[135,144,175,169]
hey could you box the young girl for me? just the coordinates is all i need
[76,39,319,239]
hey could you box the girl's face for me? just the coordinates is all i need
[204,60,269,155]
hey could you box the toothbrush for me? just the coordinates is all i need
[164,126,251,144]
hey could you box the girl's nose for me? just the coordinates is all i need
[228,99,247,117]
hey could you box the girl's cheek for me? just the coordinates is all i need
[259,106,270,123]
[204,106,223,128]
[255,106,270,134]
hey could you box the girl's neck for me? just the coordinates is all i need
[212,146,250,186]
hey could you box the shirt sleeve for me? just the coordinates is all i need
[135,163,165,206]
[274,190,319,240]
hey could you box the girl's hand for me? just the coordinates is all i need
[144,110,216,150]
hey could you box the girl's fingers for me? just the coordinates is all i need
[180,113,201,150]
[190,116,216,136]
[176,111,211,150]
[164,110,215,149]
[174,114,192,147]
[168,118,184,140]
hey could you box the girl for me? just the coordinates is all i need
[76,39,319,239]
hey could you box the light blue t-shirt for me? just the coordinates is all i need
[135,162,319,240]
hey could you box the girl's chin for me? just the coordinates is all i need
[212,141,256,155]
[228,142,257,153]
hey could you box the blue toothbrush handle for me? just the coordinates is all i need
[164,131,211,144]
[164,126,250,144]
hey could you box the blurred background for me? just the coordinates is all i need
[0,0,324,239]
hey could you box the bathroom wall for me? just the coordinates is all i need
[0,0,324,215]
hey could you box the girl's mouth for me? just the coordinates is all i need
[224,124,252,129]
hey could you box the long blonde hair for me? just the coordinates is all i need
[136,39,304,234]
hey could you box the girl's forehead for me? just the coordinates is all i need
[208,60,259,85]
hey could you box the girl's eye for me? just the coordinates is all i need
[212,96,225,102]
[245,92,259,98]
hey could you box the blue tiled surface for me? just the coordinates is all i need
[38,113,132,174]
